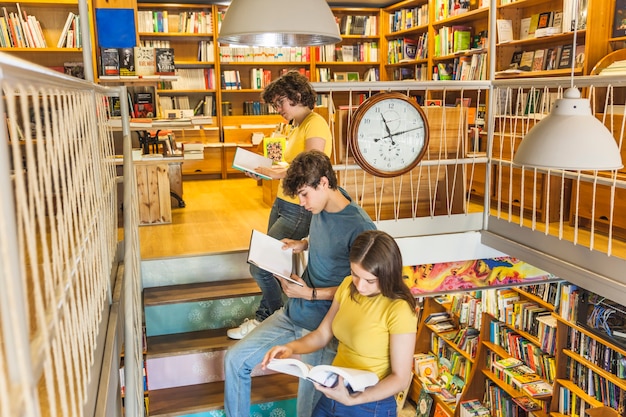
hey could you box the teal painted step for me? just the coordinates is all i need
[166,399,296,417]
[141,251,250,288]
[144,295,260,337]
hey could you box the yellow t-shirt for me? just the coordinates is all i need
[331,276,418,380]
[276,111,333,204]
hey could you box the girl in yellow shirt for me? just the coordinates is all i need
[262,230,418,417]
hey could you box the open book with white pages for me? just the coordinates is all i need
[247,229,303,286]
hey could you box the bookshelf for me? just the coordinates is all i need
[314,8,382,83]
[494,0,613,79]
[0,0,95,79]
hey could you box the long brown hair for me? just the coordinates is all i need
[349,230,417,311]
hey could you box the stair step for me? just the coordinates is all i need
[148,373,299,417]
[144,278,261,307]
[147,328,235,359]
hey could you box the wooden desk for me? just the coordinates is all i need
[132,157,184,225]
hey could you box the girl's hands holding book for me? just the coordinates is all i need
[313,376,357,405]
[260,345,293,369]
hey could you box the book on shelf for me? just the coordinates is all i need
[557,44,573,69]
[134,47,155,77]
[64,62,84,79]
[512,395,542,411]
[134,92,155,118]
[155,47,175,75]
[496,19,513,43]
[247,229,304,286]
[519,17,531,40]
[100,48,120,76]
[231,147,273,181]
[613,0,626,38]
[266,358,378,392]
[57,12,75,48]
[521,379,553,397]
[518,51,534,71]
[459,399,490,416]
[119,48,135,76]
[414,354,438,379]
[531,49,545,71]
[415,389,434,417]
[494,357,523,369]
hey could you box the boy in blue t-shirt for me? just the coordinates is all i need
[224,150,376,417]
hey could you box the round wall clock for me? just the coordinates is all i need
[349,92,429,178]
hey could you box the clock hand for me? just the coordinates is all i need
[380,113,396,146]
[383,126,424,139]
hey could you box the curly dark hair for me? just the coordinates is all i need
[261,70,317,110]
[282,150,337,197]
[349,230,417,311]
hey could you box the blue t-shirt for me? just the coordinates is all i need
[285,188,376,330]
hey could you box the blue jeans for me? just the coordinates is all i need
[224,309,337,417]
[252,197,312,322]
[313,394,397,417]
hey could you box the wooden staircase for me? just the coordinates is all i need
[141,253,298,416]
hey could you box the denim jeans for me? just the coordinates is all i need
[252,197,312,322]
[312,394,397,417]
[224,309,337,417]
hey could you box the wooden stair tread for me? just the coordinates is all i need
[144,278,261,306]
[147,328,235,358]
[148,373,299,417]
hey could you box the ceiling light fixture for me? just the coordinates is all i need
[218,0,341,47]
[513,2,623,170]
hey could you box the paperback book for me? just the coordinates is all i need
[231,147,273,180]
[267,358,378,392]
[247,229,302,286]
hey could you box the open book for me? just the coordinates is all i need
[267,358,379,392]
[247,229,303,286]
[232,147,273,180]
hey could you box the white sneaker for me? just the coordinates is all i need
[227,318,260,340]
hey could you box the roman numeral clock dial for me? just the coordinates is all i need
[349,92,429,178]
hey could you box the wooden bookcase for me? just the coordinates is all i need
[0,0,97,80]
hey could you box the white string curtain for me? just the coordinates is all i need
[0,65,118,417]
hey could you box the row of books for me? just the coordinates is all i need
[458,399,490,417]
[242,101,277,116]
[484,381,547,416]
[568,327,626,378]
[219,46,311,63]
[390,64,428,81]
[137,10,213,34]
[197,40,215,62]
[315,67,378,83]
[490,355,553,398]
[336,14,378,36]
[501,298,550,338]
[57,12,79,48]
[388,3,429,33]
[558,385,593,417]
[0,5,48,48]
[317,43,379,63]
[434,0,474,23]
[506,44,583,73]
[140,39,170,49]
[560,283,580,322]
[415,353,465,404]
[517,282,562,308]
[449,293,483,330]
[567,357,626,410]
[386,34,428,64]
[159,95,214,117]
[490,320,556,383]
[100,47,176,78]
[169,68,216,90]
[446,52,488,81]
[433,25,472,57]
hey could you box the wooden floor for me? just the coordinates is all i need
[139,178,271,259]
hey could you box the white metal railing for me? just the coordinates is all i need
[0,53,142,417]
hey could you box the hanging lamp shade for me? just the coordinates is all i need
[218,0,341,47]
[513,87,623,170]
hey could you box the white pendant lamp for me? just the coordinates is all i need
[513,1,623,171]
[218,0,341,47]
[513,87,623,170]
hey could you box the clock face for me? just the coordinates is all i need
[350,92,429,177]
